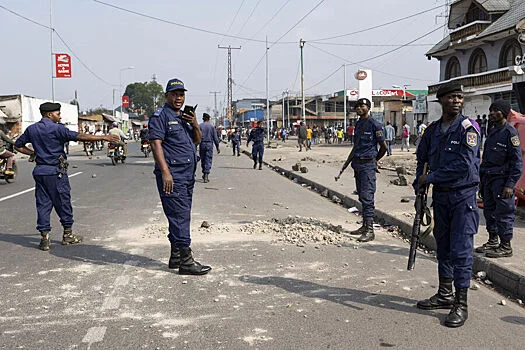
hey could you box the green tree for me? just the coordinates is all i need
[124,81,165,115]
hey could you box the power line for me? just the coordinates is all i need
[247,0,293,42]
[0,4,115,87]
[219,0,247,46]
[234,0,262,39]
[305,65,341,91]
[309,42,435,47]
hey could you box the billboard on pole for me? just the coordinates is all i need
[122,96,130,109]
[55,54,72,78]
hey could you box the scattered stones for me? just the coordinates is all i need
[92,174,97,178]
[476,271,487,279]
[72,165,78,168]
[484,279,493,286]
[518,299,523,305]
[470,283,480,291]
[200,221,210,228]
[396,166,407,175]
[300,167,308,173]
[400,197,410,203]
[331,195,342,204]
[499,300,507,306]
[321,189,329,197]
[292,162,301,171]
[182,280,188,285]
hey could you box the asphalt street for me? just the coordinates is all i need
[1,142,525,349]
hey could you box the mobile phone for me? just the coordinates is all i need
[183,104,198,115]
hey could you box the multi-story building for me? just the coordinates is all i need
[426,0,525,121]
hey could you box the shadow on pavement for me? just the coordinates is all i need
[501,316,525,325]
[0,232,165,270]
[240,275,441,320]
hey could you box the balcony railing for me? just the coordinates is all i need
[449,21,491,44]
[429,68,512,95]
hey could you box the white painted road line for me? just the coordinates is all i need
[0,171,83,202]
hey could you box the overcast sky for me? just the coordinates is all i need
[0,0,448,115]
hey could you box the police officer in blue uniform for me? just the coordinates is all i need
[247,120,265,170]
[349,98,387,242]
[198,113,220,183]
[230,127,242,156]
[14,102,117,251]
[414,83,480,328]
[475,100,522,258]
[149,78,211,275]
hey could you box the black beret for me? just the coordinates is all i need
[39,102,61,113]
[356,98,371,108]
[489,99,511,117]
[436,82,463,99]
[202,113,211,120]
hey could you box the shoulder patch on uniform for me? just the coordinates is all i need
[511,135,520,147]
[466,132,478,147]
[152,107,163,117]
[376,130,383,137]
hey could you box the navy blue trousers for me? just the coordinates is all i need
[232,141,240,154]
[252,143,264,164]
[34,174,74,232]
[433,187,478,289]
[155,174,194,248]
[199,142,214,174]
[482,176,515,241]
[351,161,376,222]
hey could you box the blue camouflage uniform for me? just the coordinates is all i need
[149,105,197,248]
[247,127,265,165]
[480,122,522,241]
[230,131,241,154]
[415,114,481,289]
[15,118,79,232]
[198,121,220,174]
[351,116,385,222]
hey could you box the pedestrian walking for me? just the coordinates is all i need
[149,78,211,275]
[401,122,410,151]
[384,121,395,156]
[14,102,117,251]
[198,113,220,183]
[348,98,387,242]
[336,127,343,144]
[306,124,313,149]
[247,120,265,170]
[298,121,307,151]
[347,123,354,144]
[414,82,480,328]
[475,100,522,258]
[231,127,242,156]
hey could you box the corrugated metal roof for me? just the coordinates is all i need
[478,0,525,38]
[480,0,511,12]
[426,35,452,56]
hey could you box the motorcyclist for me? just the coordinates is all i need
[0,119,17,175]
[139,123,149,142]
[108,122,128,156]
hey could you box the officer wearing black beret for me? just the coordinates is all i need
[15,102,118,251]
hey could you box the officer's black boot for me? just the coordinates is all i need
[486,239,513,258]
[253,162,257,169]
[237,152,240,157]
[357,221,375,242]
[39,231,50,251]
[350,223,366,235]
[203,173,209,183]
[445,288,468,328]
[259,164,262,170]
[62,228,83,245]
[178,247,212,275]
[474,232,499,253]
[168,244,181,269]
[417,277,454,310]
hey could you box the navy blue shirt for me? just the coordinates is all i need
[231,131,241,143]
[198,121,219,148]
[15,118,79,175]
[416,114,481,189]
[148,104,197,180]
[480,122,522,188]
[247,127,265,144]
[352,116,385,160]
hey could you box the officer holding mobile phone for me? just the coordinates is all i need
[149,78,211,275]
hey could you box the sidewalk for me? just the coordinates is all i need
[235,136,525,300]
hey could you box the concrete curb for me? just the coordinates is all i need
[240,147,525,300]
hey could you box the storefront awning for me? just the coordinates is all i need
[102,113,117,122]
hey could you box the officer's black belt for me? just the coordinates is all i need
[36,163,60,166]
[352,158,375,164]
[433,185,477,192]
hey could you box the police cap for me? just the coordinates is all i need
[436,82,463,99]
[356,98,371,109]
[165,78,187,93]
[39,102,61,113]
[202,113,211,120]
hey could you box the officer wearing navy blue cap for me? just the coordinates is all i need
[414,82,480,327]
[198,112,220,183]
[149,78,211,275]
[475,99,522,258]
[15,102,118,251]
[348,98,387,242]
[247,120,265,170]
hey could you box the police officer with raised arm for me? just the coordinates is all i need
[414,83,481,327]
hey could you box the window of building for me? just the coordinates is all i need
[468,48,488,74]
[499,39,522,68]
[466,3,489,23]
[445,56,461,79]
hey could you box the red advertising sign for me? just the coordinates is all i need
[122,96,130,108]
[55,53,72,78]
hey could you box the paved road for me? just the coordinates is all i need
[1,142,525,349]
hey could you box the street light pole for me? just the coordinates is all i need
[300,39,306,123]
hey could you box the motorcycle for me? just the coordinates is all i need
[0,134,18,183]
[84,141,94,156]
[141,140,151,157]
[107,143,126,165]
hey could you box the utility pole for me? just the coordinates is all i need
[343,64,347,131]
[209,91,220,126]
[218,45,241,126]
[266,36,270,143]
[50,0,55,101]
[300,39,306,123]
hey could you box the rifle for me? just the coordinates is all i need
[407,163,433,270]
[57,155,69,179]
[335,149,355,181]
